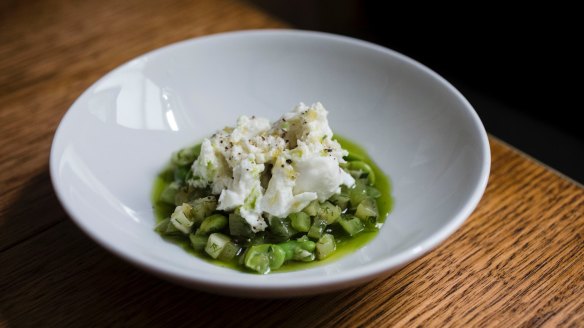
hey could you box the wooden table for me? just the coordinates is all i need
[1,0,583,326]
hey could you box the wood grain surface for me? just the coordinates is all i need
[1,0,583,327]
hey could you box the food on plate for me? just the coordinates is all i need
[153,102,392,274]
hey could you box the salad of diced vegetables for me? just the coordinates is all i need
[153,103,391,274]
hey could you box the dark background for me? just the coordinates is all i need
[248,0,583,183]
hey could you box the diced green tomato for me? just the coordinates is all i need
[159,182,181,204]
[188,196,217,225]
[269,217,297,242]
[316,234,336,260]
[268,217,287,236]
[198,214,227,235]
[175,186,210,205]
[318,201,341,224]
[158,166,175,182]
[174,165,190,183]
[205,233,231,259]
[302,200,320,216]
[244,244,286,273]
[250,233,266,245]
[154,218,169,233]
[171,145,200,166]
[349,179,369,208]
[307,218,327,239]
[155,218,182,236]
[229,213,254,238]
[355,198,379,229]
[278,242,296,261]
[173,186,189,205]
[218,242,241,261]
[278,240,316,261]
[174,184,208,204]
[174,185,207,205]
[296,235,310,242]
[366,186,382,198]
[329,193,350,210]
[289,212,311,232]
[244,245,271,274]
[191,144,202,157]
[294,248,315,262]
[298,239,316,252]
[338,215,365,236]
[189,233,208,251]
[347,161,375,185]
[184,168,194,182]
[340,185,350,195]
[170,204,194,234]
[268,245,286,269]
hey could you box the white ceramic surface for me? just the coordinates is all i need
[50,30,490,297]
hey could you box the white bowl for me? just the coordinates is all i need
[50,30,489,297]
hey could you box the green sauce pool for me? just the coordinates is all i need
[152,135,393,273]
